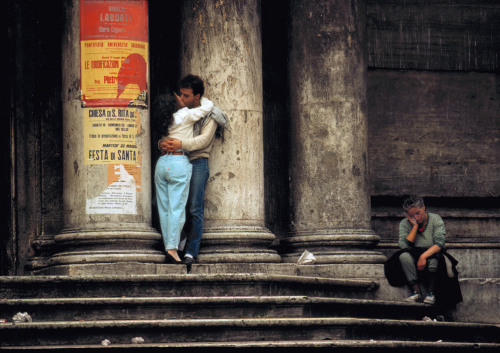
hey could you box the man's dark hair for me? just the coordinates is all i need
[403,195,424,212]
[179,74,205,97]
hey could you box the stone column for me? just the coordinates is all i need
[282,0,385,265]
[42,0,164,275]
[180,0,280,263]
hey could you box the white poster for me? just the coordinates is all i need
[86,165,137,214]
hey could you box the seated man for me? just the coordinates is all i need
[398,195,445,304]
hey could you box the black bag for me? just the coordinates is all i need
[384,249,408,287]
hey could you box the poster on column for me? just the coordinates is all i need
[84,107,141,215]
[86,166,137,214]
[84,107,141,165]
[80,0,148,107]
[86,162,142,215]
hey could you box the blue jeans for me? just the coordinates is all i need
[154,154,192,251]
[184,158,209,257]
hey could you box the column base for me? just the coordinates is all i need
[197,225,281,263]
[281,228,386,264]
[25,234,56,271]
[28,262,187,276]
[46,226,166,268]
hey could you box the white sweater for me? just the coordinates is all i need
[167,97,214,142]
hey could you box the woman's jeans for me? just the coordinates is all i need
[184,157,209,258]
[154,154,192,251]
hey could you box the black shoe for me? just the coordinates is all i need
[165,252,182,264]
[183,256,195,265]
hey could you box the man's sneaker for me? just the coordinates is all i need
[405,292,421,302]
[423,294,436,305]
[183,254,195,265]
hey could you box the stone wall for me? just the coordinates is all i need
[366,0,499,71]
[5,0,64,275]
[367,70,499,242]
[365,0,499,244]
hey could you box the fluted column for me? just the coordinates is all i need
[282,0,385,265]
[43,0,164,274]
[180,0,280,263]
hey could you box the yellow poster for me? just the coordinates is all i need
[80,0,148,107]
[81,40,148,107]
[84,107,140,165]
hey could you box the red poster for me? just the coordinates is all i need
[80,0,148,107]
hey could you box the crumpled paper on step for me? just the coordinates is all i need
[101,339,111,346]
[297,250,316,265]
[12,312,32,323]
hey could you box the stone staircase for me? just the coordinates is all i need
[1,272,499,351]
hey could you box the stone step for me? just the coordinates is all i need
[0,274,379,299]
[1,318,498,347]
[2,340,500,351]
[0,296,438,322]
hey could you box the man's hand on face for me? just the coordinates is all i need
[406,215,418,227]
[174,92,186,109]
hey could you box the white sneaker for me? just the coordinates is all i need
[423,294,436,305]
[405,292,421,302]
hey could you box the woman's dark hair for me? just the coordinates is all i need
[403,195,424,212]
[179,74,205,97]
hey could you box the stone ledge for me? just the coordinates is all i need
[0,296,434,309]
[190,263,385,278]
[378,242,500,249]
[28,261,386,278]
[0,273,378,288]
[3,340,498,350]
[0,296,438,322]
[1,317,497,347]
[1,317,497,330]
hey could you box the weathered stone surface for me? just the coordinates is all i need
[179,0,279,262]
[5,0,65,276]
[1,317,498,347]
[190,262,385,278]
[34,0,167,273]
[368,70,500,197]
[31,262,185,276]
[0,274,379,300]
[283,0,383,265]
[288,0,371,231]
[457,278,500,323]
[0,296,437,322]
[367,0,500,71]
[2,340,499,350]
